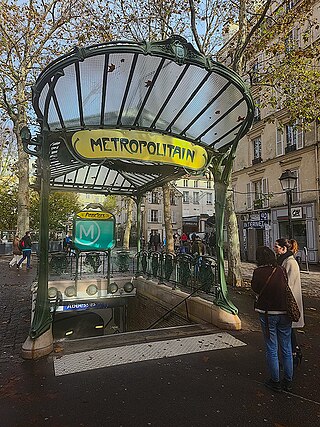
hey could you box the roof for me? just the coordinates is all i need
[26,36,254,197]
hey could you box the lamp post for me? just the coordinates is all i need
[279,170,298,239]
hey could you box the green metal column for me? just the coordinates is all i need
[136,196,142,253]
[30,134,52,339]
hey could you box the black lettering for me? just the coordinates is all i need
[129,139,139,153]
[139,140,147,153]
[102,137,111,151]
[90,138,102,151]
[186,149,195,162]
[173,146,181,159]
[111,138,119,151]
[167,144,174,157]
[147,141,156,154]
[120,138,130,153]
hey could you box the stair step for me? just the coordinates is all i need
[55,323,219,356]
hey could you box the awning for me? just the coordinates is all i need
[27,36,254,197]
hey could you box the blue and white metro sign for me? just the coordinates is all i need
[73,211,116,251]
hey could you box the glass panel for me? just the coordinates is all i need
[79,56,105,125]
[104,53,140,124]
[38,83,49,117]
[122,56,168,126]
[50,64,80,127]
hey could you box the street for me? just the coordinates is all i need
[0,255,320,427]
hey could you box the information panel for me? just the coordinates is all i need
[73,211,115,251]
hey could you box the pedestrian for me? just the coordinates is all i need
[191,235,205,256]
[153,232,161,252]
[251,246,293,392]
[63,231,72,254]
[17,231,32,270]
[274,238,304,367]
[148,231,155,251]
[9,235,22,267]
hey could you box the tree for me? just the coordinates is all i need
[0,183,18,230]
[162,183,174,253]
[0,0,114,237]
[29,191,81,232]
[122,197,134,250]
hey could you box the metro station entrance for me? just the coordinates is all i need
[20,35,254,358]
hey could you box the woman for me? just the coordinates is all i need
[251,246,293,392]
[9,236,22,267]
[274,238,304,366]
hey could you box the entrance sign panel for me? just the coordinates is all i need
[72,129,208,170]
[74,211,115,251]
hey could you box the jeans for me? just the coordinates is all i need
[17,249,31,269]
[259,313,293,382]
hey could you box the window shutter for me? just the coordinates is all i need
[296,127,304,149]
[262,178,269,208]
[158,210,162,223]
[147,209,151,222]
[276,127,284,156]
[247,183,252,210]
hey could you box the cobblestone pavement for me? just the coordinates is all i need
[239,261,320,299]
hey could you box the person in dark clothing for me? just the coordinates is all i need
[251,246,293,392]
[17,231,32,270]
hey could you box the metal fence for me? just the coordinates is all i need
[136,251,220,298]
[25,249,219,299]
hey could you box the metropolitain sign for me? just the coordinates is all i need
[71,129,208,171]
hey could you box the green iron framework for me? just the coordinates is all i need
[22,35,254,339]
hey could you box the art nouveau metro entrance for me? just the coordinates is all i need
[21,35,254,358]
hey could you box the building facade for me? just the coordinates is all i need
[224,1,320,263]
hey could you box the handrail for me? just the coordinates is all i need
[146,281,209,330]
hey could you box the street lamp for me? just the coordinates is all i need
[279,169,298,239]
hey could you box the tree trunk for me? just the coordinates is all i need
[122,197,134,250]
[226,181,243,287]
[162,183,174,253]
[13,111,29,237]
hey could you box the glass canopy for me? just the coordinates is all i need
[29,36,254,196]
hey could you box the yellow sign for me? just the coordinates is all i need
[76,211,113,220]
[71,129,208,171]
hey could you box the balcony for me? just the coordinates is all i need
[285,144,296,154]
[252,156,262,165]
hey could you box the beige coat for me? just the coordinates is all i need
[282,255,305,328]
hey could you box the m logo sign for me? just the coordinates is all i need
[74,211,115,251]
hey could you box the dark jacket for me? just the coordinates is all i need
[251,265,288,313]
[20,234,32,250]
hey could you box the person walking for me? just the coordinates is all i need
[9,235,22,267]
[17,231,32,270]
[251,246,293,392]
[274,238,304,367]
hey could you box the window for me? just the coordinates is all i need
[183,191,189,203]
[276,127,284,156]
[206,193,213,205]
[148,209,160,223]
[151,191,159,204]
[170,192,176,205]
[253,99,261,122]
[172,211,177,224]
[285,124,304,152]
[183,179,188,187]
[285,27,301,52]
[291,170,300,203]
[193,180,199,188]
[247,178,269,210]
[206,181,212,189]
[252,137,262,164]
[193,192,199,204]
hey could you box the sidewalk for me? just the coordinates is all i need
[0,255,320,426]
